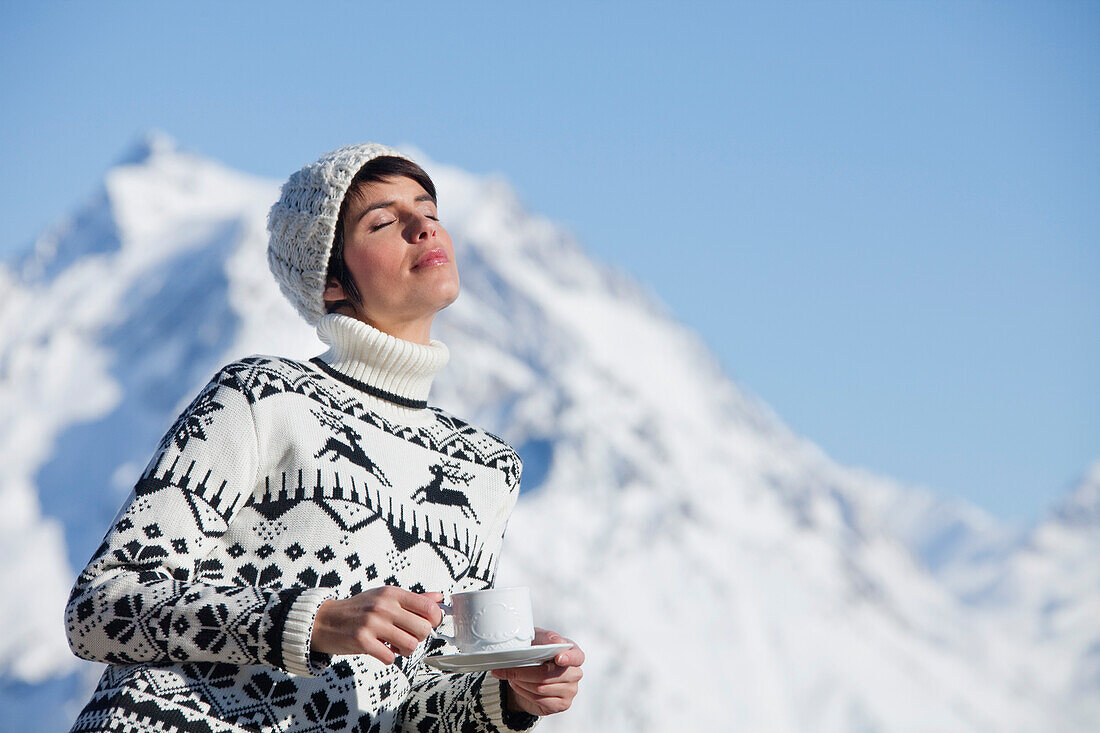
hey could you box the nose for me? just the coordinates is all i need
[408,213,437,242]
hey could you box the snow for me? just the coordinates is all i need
[0,133,1095,731]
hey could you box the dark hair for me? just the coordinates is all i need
[325,156,438,314]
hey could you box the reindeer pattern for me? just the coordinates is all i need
[411,459,479,521]
[311,407,391,487]
[303,405,508,583]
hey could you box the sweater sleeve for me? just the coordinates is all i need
[64,364,338,676]
[395,458,539,733]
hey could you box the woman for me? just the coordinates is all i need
[64,142,584,733]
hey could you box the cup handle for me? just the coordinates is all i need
[432,602,457,646]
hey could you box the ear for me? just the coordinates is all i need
[322,276,346,306]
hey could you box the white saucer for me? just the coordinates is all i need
[424,643,574,673]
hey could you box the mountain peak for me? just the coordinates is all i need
[115,129,179,166]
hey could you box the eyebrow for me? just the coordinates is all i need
[353,194,436,225]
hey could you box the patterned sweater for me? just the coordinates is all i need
[64,313,540,733]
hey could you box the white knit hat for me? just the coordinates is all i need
[266,142,414,326]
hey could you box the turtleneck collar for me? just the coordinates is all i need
[311,313,449,418]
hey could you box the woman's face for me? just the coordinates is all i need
[324,175,459,337]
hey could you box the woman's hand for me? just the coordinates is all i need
[491,627,584,717]
[311,587,443,665]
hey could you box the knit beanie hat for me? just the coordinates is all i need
[266,142,413,326]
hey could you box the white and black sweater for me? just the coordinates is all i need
[64,313,540,733]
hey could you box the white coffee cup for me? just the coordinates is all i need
[435,587,535,653]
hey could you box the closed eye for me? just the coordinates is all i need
[371,219,396,232]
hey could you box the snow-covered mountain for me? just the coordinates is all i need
[1,132,1094,732]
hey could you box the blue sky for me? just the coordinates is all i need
[2,1,1096,524]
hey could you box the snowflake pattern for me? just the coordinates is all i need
[163,380,226,452]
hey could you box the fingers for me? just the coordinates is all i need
[492,661,583,685]
[311,586,446,660]
[359,636,397,666]
[371,589,438,651]
[399,589,445,627]
[370,586,443,636]
[506,678,578,699]
[423,592,445,627]
[352,613,418,658]
[506,679,577,716]
[555,644,584,668]
[533,628,585,668]
[390,607,436,644]
[376,625,422,657]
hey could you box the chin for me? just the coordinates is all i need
[414,271,459,315]
[437,285,460,311]
[437,274,460,306]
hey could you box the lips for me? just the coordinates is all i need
[413,247,448,269]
